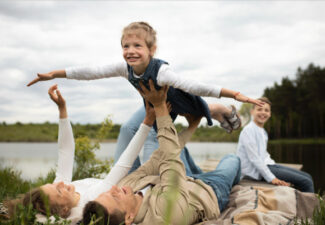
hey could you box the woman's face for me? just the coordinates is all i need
[41,182,79,210]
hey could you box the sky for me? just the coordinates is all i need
[1,1,325,125]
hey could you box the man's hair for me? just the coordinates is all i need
[83,201,125,225]
[252,97,272,109]
[121,21,157,50]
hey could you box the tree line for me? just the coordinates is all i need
[263,63,325,139]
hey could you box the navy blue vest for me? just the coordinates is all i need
[128,58,213,129]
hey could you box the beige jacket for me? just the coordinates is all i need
[117,116,220,225]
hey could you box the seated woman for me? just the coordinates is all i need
[5,84,156,224]
[236,97,314,193]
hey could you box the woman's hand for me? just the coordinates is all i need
[48,84,67,119]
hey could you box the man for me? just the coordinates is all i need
[236,97,314,192]
[83,80,241,225]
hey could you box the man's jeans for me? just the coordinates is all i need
[114,106,241,211]
[191,154,241,211]
[268,164,314,193]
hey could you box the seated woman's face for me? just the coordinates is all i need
[41,182,80,210]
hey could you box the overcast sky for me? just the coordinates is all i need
[1,1,325,125]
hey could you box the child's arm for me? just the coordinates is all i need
[157,65,263,106]
[27,62,128,86]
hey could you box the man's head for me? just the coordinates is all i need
[251,97,271,127]
[83,201,125,225]
[83,185,143,225]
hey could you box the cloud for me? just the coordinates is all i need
[1,1,325,125]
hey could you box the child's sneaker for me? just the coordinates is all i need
[220,119,233,133]
[224,105,241,130]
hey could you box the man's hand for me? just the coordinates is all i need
[143,102,172,126]
[138,79,169,118]
[138,80,168,107]
[143,100,156,126]
[27,70,66,86]
[271,178,290,187]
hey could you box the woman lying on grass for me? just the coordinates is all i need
[4,84,157,224]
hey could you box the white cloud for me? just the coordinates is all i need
[1,1,325,125]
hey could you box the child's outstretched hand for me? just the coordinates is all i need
[234,92,264,107]
[28,72,55,86]
[27,70,66,86]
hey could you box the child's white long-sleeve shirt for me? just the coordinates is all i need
[51,118,151,224]
[66,62,222,98]
[236,121,276,182]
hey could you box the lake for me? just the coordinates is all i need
[0,142,324,194]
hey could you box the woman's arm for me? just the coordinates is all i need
[47,84,75,183]
[27,62,128,86]
[88,101,156,199]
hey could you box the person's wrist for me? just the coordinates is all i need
[143,118,154,126]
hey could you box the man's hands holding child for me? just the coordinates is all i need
[138,79,169,118]
[138,80,168,107]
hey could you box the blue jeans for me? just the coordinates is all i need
[114,107,201,174]
[268,164,314,193]
[191,154,241,212]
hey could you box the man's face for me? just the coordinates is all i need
[95,185,141,221]
[251,103,271,127]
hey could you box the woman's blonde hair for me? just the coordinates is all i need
[121,21,157,49]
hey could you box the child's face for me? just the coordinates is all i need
[250,103,271,127]
[122,33,154,75]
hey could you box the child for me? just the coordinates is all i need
[236,97,314,192]
[27,21,263,169]
[27,21,262,131]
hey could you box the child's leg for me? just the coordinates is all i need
[208,103,241,133]
[267,164,314,193]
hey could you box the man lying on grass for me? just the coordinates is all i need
[82,80,241,225]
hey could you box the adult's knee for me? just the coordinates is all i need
[225,154,240,164]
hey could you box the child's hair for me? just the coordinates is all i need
[252,97,272,109]
[121,21,157,49]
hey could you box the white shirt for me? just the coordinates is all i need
[48,118,151,224]
[65,62,222,98]
[236,121,276,182]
